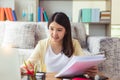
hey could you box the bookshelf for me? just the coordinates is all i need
[87,22,111,36]
[39,0,111,36]
[73,0,111,36]
[0,0,15,21]
[0,0,112,36]
[0,0,39,21]
[15,0,39,21]
[39,0,72,21]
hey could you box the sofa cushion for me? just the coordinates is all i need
[99,38,120,80]
[2,21,36,49]
[71,23,87,48]
[0,21,5,46]
[87,36,106,53]
[35,22,49,44]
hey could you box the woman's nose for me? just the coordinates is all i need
[53,30,57,35]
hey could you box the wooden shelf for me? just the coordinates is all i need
[84,21,110,24]
[73,0,110,1]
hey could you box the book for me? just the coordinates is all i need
[81,8,92,22]
[91,8,100,22]
[4,8,10,20]
[7,8,14,21]
[12,10,17,21]
[72,78,90,80]
[55,55,106,78]
[4,8,14,21]
[38,6,41,22]
[40,7,44,22]
[100,11,111,14]
[43,10,48,22]
[0,8,5,21]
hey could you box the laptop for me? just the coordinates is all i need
[0,47,21,80]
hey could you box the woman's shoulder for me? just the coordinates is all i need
[37,38,49,44]
[72,38,79,44]
[38,38,48,42]
[72,38,84,56]
[72,38,81,47]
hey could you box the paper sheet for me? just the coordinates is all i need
[55,55,106,77]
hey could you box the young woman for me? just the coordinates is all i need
[21,12,98,78]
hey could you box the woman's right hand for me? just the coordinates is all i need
[84,66,98,78]
[20,66,28,75]
[20,63,35,76]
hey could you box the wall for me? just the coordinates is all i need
[111,0,120,37]
[111,0,120,24]
[0,0,14,10]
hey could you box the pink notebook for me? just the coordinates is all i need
[72,78,90,80]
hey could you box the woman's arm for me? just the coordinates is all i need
[84,66,98,78]
[20,41,41,75]
[73,39,85,56]
[73,39,99,78]
[27,41,42,64]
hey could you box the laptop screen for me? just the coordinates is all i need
[0,47,21,80]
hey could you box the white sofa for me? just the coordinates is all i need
[0,21,120,80]
[0,21,91,64]
[0,21,49,65]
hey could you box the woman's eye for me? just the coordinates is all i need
[50,28,53,30]
[58,29,62,31]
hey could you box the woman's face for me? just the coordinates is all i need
[49,21,66,43]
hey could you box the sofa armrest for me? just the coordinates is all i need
[87,36,106,54]
[99,37,120,80]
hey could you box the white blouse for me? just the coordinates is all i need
[45,45,72,72]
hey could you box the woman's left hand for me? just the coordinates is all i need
[84,66,98,78]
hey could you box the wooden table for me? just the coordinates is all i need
[45,72,110,80]
[21,72,61,80]
[22,72,110,80]
[46,73,61,80]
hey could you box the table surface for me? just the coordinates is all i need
[22,72,110,80]
[46,73,61,80]
[45,72,110,80]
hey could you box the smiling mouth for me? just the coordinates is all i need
[52,36,59,40]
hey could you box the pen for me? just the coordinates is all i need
[99,76,109,80]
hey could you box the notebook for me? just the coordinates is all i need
[0,47,21,80]
[55,55,106,77]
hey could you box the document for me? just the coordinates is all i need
[55,55,106,77]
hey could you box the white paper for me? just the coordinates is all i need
[55,54,106,77]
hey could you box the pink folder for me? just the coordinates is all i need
[72,78,90,80]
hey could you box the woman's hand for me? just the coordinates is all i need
[20,61,35,76]
[20,66,28,75]
[84,66,98,78]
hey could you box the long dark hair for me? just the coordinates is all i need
[48,12,74,57]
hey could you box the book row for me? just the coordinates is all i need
[78,8,111,23]
[38,6,48,22]
[0,7,17,21]
[0,6,49,22]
